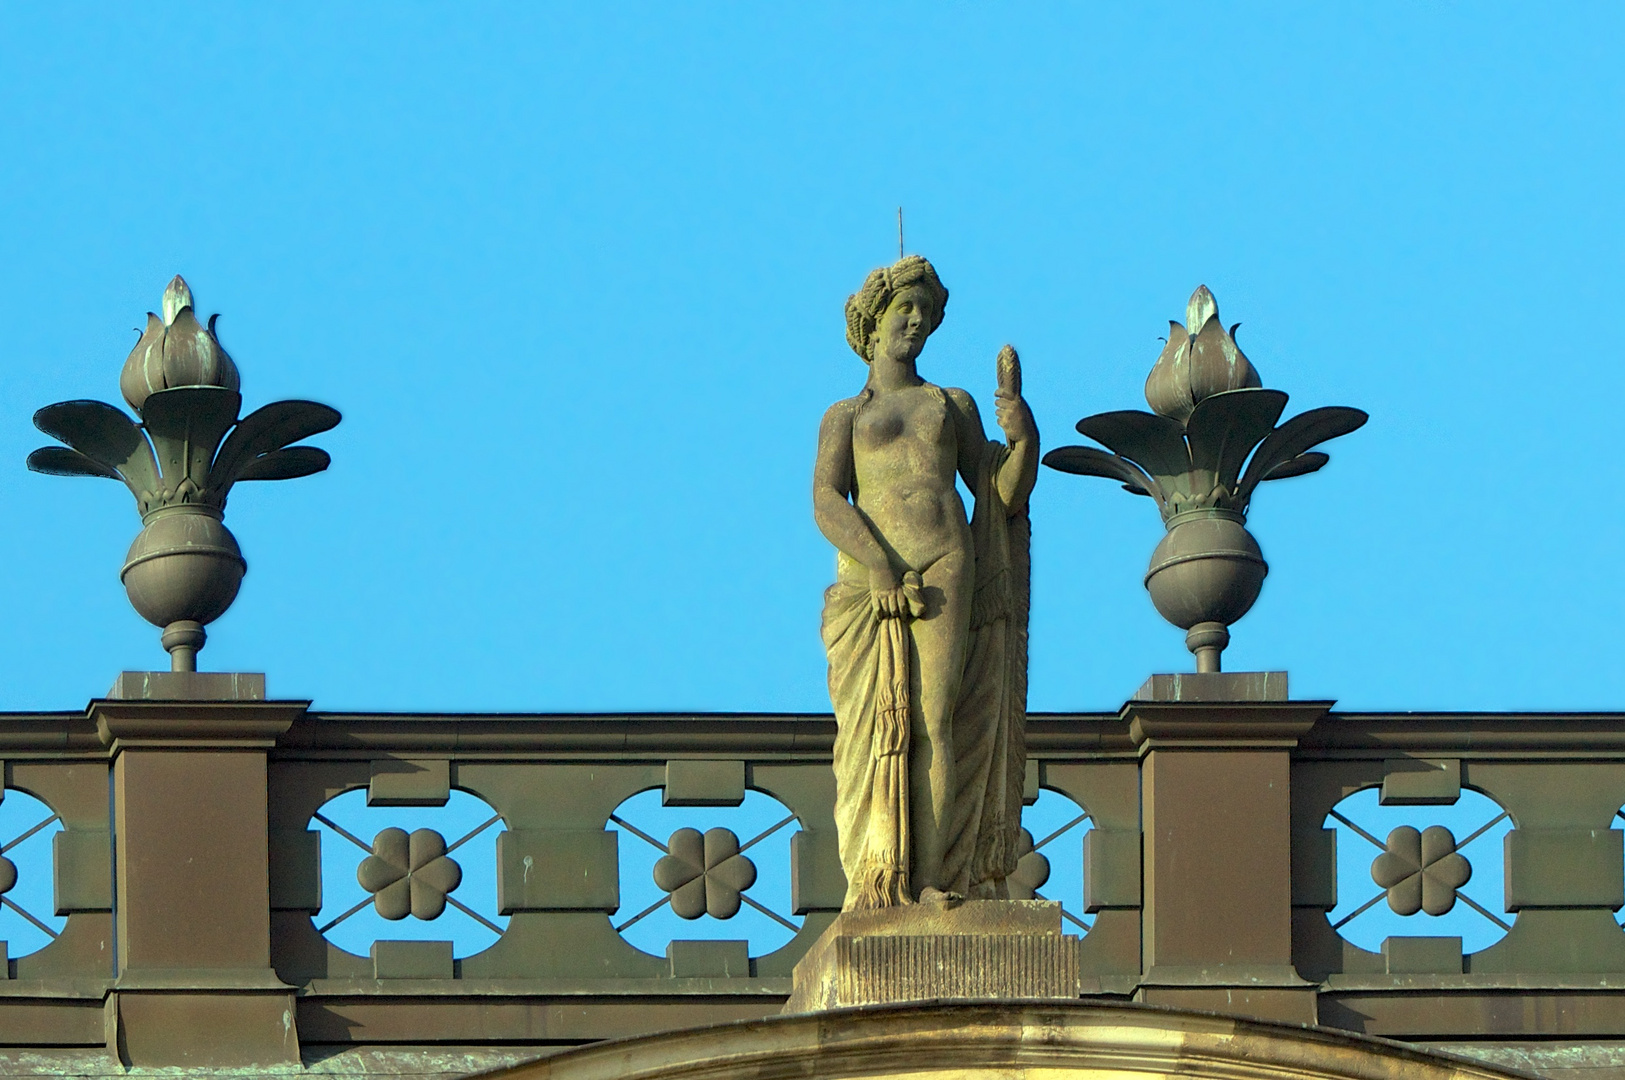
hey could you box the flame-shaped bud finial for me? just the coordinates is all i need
[120,275,241,413]
[161,275,192,326]
[1144,285,1261,423]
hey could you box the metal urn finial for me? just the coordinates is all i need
[1042,285,1366,672]
[27,276,340,672]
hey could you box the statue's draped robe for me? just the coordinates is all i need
[822,439,1031,908]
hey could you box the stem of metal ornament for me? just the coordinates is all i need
[1185,621,1229,673]
[160,620,206,672]
[1040,285,1368,673]
[26,276,341,672]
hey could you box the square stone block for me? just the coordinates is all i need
[371,939,454,979]
[1381,759,1461,805]
[1291,828,1337,908]
[1083,829,1141,910]
[667,939,750,977]
[663,760,745,806]
[53,829,111,914]
[106,671,266,701]
[791,829,846,913]
[1134,672,1288,702]
[1505,828,1625,910]
[497,829,620,912]
[113,989,297,1066]
[785,900,1079,1012]
[1136,985,1317,1026]
[1383,935,1463,974]
[368,759,450,806]
[268,830,321,912]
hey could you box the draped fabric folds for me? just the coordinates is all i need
[822,440,1031,909]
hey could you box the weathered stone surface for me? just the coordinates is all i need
[0,1044,547,1078]
[107,670,265,701]
[663,760,746,806]
[372,940,454,980]
[1134,671,1288,702]
[1382,935,1463,974]
[479,1000,1537,1080]
[667,940,750,978]
[1427,1041,1625,1080]
[814,255,1038,908]
[1381,757,1462,804]
[784,899,1077,1012]
[369,757,452,806]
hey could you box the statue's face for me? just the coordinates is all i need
[872,284,938,364]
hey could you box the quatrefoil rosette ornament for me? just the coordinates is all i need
[652,827,758,919]
[1006,828,1051,901]
[357,827,464,920]
[1371,825,1471,916]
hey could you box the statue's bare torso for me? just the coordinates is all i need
[848,384,975,575]
[813,262,1037,903]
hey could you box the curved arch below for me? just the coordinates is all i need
[480,1000,1528,1080]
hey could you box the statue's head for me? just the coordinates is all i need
[844,255,949,364]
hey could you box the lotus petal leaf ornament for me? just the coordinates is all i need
[28,276,340,672]
[1043,285,1366,672]
[120,276,241,412]
[1143,285,1261,423]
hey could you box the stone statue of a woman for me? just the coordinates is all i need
[813,255,1038,908]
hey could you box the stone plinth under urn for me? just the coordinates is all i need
[784,900,1080,1012]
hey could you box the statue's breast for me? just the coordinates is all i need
[854,389,951,456]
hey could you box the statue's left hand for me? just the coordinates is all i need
[873,571,927,621]
[993,345,1036,444]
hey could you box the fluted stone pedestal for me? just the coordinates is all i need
[784,900,1080,1012]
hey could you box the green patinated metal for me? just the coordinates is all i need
[26,276,339,672]
[1044,285,1366,673]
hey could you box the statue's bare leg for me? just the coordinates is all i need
[908,546,973,899]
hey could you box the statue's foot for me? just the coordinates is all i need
[918,886,964,907]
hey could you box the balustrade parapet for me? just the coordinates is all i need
[1124,700,1333,752]
[91,699,308,752]
[273,712,1137,756]
[7,701,1625,1062]
[1299,713,1625,754]
[3,709,1625,760]
[0,713,100,752]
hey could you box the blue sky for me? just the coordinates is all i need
[1,5,1621,714]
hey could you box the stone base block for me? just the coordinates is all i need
[784,900,1080,1012]
[107,670,266,701]
[1136,984,1318,1026]
[110,988,298,1067]
[1134,671,1288,702]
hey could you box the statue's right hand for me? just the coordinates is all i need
[871,567,926,620]
[869,564,901,618]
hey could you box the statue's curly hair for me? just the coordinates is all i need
[844,255,949,363]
